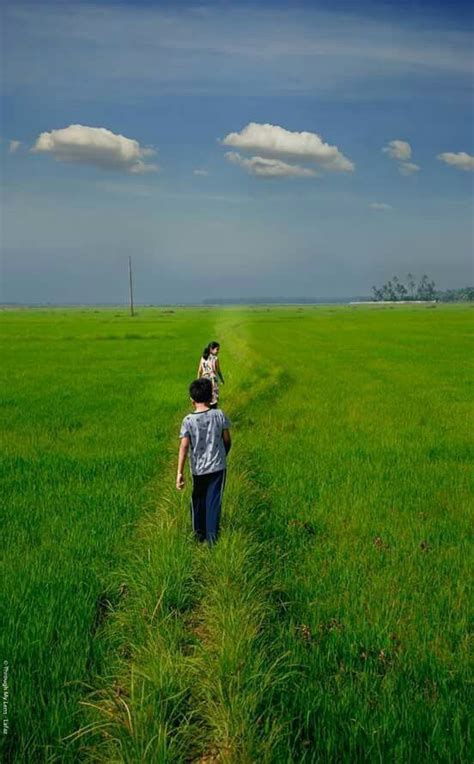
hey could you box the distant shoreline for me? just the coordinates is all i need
[1,297,471,309]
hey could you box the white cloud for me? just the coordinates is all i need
[399,162,420,176]
[129,161,159,175]
[437,152,474,171]
[31,124,158,174]
[383,140,420,175]
[9,140,21,154]
[225,151,318,178]
[193,168,209,176]
[222,122,354,172]
[369,202,393,210]
[383,139,412,161]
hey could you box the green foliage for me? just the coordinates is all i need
[372,274,438,301]
[0,309,215,762]
[1,306,472,762]
[437,286,474,302]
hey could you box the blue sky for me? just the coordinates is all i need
[2,0,473,303]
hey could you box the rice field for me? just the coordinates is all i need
[1,305,472,763]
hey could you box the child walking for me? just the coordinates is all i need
[197,341,224,408]
[177,378,231,544]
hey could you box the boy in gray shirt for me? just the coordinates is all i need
[177,378,231,543]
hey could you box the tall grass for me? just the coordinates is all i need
[233,305,472,762]
[0,309,217,761]
[1,305,471,762]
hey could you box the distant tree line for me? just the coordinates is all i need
[438,286,474,302]
[371,274,435,301]
[371,274,474,302]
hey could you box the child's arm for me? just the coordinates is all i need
[176,436,190,489]
[222,429,231,454]
[216,358,225,384]
[197,359,203,378]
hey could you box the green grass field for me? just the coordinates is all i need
[1,305,472,763]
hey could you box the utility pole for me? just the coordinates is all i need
[128,256,135,317]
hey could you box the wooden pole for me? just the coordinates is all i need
[128,256,134,316]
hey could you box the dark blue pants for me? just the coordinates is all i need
[191,469,226,543]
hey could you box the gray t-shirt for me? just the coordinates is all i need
[179,409,231,476]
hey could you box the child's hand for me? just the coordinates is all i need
[176,473,185,490]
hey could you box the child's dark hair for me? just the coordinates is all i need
[189,377,213,403]
[202,341,220,360]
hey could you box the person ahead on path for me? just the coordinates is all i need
[197,341,224,409]
[177,378,231,544]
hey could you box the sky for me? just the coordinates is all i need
[1,0,473,304]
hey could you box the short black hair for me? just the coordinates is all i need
[189,377,213,403]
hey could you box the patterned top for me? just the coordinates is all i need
[179,409,231,475]
[200,354,219,405]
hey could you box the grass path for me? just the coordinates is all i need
[68,314,292,762]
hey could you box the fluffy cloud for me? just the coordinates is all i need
[383,139,420,175]
[369,202,393,210]
[222,122,354,173]
[437,152,474,171]
[225,151,317,178]
[9,140,21,154]
[399,162,420,176]
[31,125,158,174]
[383,139,412,160]
[193,168,209,176]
